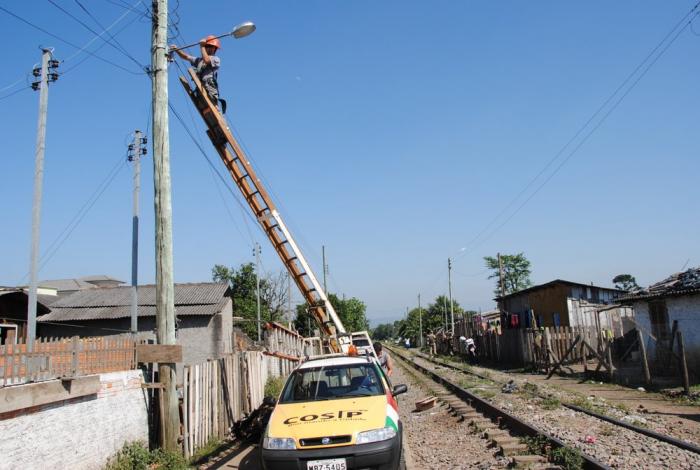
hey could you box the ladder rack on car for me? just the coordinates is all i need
[179,69,347,352]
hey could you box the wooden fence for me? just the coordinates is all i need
[182,351,298,458]
[0,336,136,387]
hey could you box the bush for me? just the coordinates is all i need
[264,376,285,398]
[105,442,190,470]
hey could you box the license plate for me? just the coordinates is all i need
[306,458,347,470]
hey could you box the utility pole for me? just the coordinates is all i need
[128,131,147,334]
[497,252,506,298]
[418,294,423,348]
[322,245,328,296]
[254,242,262,341]
[151,0,178,451]
[448,257,454,333]
[27,48,58,350]
[287,270,292,327]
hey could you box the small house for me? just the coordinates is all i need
[37,282,233,369]
[617,267,700,370]
[497,279,633,334]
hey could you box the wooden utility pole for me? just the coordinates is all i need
[129,130,145,334]
[447,257,454,333]
[151,0,178,451]
[322,245,328,296]
[254,242,262,341]
[27,49,52,350]
[497,252,506,297]
[677,330,690,395]
[418,293,423,348]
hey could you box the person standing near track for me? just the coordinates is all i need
[373,342,394,377]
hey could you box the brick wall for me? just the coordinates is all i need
[0,370,148,470]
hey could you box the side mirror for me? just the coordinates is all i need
[263,396,277,406]
[392,384,408,396]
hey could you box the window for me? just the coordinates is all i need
[280,363,385,403]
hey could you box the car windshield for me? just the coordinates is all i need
[279,362,385,403]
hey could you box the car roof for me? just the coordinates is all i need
[298,355,374,370]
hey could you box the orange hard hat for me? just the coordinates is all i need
[204,35,221,49]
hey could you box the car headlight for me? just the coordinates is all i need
[356,427,396,444]
[262,437,296,450]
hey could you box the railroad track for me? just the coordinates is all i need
[409,349,700,457]
[386,345,610,470]
[387,345,700,469]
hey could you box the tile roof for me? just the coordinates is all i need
[617,267,700,302]
[37,282,230,322]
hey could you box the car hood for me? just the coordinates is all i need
[268,395,388,446]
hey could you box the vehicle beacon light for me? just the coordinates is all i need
[348,344,358,356]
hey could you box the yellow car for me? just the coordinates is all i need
[261,354,408,470]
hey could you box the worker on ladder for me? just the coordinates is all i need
[170,36,225,112]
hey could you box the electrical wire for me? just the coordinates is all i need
[452,1,700,261]
[0,5,143,75]
[47,0,147,72]
[0,87,30,102]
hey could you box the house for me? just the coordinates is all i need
[497,279,633,334]
[617,267,700,370]
[37,282,233,369]
[0,288,52,343]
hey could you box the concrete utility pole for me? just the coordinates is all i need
[129,131,146,334]
[497,252,506,298]
[448,257,454,333]
[254,242,262,341]
[151,0,178,451]
[322,245,328,296]
[418,293,423,348]
[27,48,58,350]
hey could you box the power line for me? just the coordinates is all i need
[0,87,30,102]
[0,5,143,75]
[452,1,700,260]
[47,0,147,71]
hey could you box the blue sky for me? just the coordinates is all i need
[1,1,698,326]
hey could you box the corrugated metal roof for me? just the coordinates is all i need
[38,298,229,322]
[37,283,230,322]
[50,282,229,308]
[496,279,624,301]
[617,267,700,302]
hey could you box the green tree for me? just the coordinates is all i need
[212,263,289,339]
[393,295,464,344]
[294,294,369,337]
[372,323,395,341]
[612,274,639,291]
[484,253,532,297]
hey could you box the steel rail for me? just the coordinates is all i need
[411,350,700,456]
[386,345,611,470]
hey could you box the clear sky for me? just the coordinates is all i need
[1,1,698,326]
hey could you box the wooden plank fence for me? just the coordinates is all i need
[182,351,298,459]
[0,336,136,387]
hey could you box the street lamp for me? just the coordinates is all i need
[169,21,257,53]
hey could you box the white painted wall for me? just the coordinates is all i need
[0,370,148,470]
[633,294,700,371]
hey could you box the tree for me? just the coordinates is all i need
[484,253,532,297]
[294,294,369,337]
[612,274,639,291]
[212,263,290,339]
[392,295,465,344]
[372,323,394,341]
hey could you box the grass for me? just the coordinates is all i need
[189,438,224,465]
[105,442,190,470]
[551,446,584,470]
[521,435,548,455]
[540,396,561,410]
